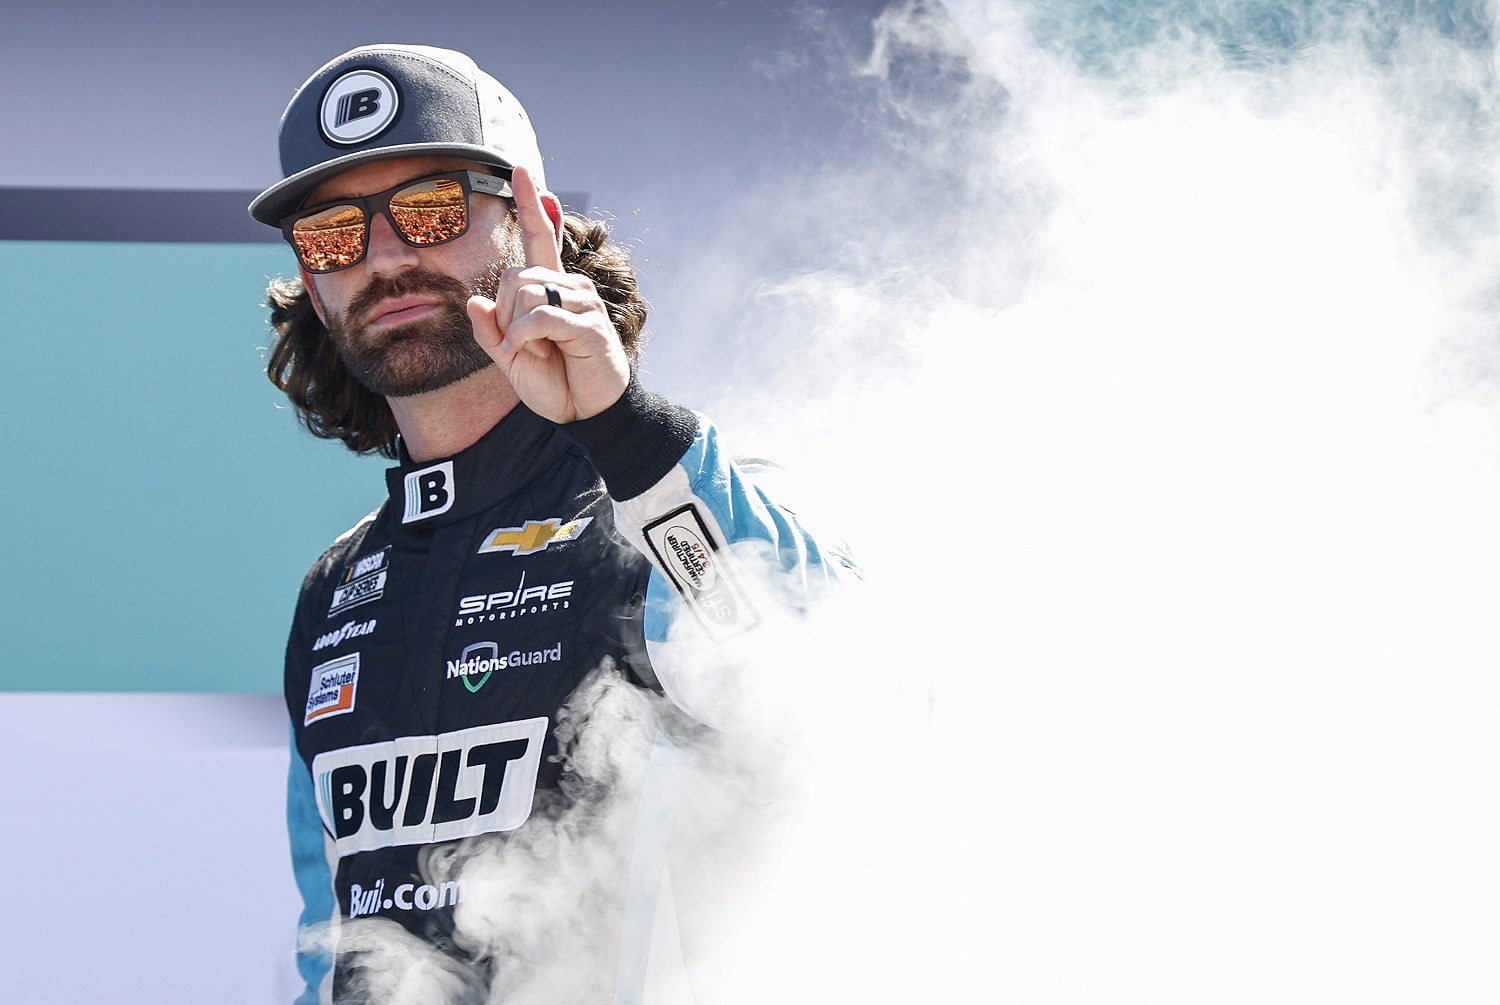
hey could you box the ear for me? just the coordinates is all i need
[539,191,564,252]
[298,265,328,327]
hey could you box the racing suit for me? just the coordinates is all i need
[283,377,847,1003]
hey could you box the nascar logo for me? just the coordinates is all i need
[330,547,390,617]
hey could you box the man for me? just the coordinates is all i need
[249,44,849,1004]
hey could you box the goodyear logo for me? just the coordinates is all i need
[478,517,593,556]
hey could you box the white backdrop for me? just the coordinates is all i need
[0,695,302,1001]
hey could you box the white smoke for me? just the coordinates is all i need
[666,1,1500,1002]
[339,2,1500,1000]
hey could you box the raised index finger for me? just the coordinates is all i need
[511,164,563,272]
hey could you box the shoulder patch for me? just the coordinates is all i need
[643,504,760,642]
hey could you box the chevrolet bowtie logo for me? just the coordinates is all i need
[478,517,594,556]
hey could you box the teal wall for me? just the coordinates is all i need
[0,241,388,692]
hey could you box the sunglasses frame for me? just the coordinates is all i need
[280,169,514,273]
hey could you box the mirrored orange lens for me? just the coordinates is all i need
[389,177,469,246]
[291,204,366,271]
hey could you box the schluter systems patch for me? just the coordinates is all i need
[306,653,360,725]
[643,505,760,642]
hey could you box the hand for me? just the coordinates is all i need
[466,165,631,423]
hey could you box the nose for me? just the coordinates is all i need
[363,211,420,275]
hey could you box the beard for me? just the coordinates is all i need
[326,263,507,398]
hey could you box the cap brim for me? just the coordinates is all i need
[248,143,516,226]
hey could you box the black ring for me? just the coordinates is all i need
[543,284,562,308]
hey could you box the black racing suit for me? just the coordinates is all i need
[284,379,848,1003]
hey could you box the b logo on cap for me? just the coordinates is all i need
[320,70,400,146]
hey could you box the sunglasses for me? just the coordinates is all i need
[280,170,514,273]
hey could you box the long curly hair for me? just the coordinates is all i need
[265,212,650,458]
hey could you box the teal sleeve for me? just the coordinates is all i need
[287,723,334,1004]
[642,418,850,645]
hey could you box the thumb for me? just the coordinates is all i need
[467,295,503,354]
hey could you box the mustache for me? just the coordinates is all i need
[345,268,473,327]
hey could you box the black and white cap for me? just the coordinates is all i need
[249,44,545,226]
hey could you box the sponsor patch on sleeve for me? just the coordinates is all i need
[306,653,360,726]
[642,505,760,642]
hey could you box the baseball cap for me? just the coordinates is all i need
[249,44,545,227]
